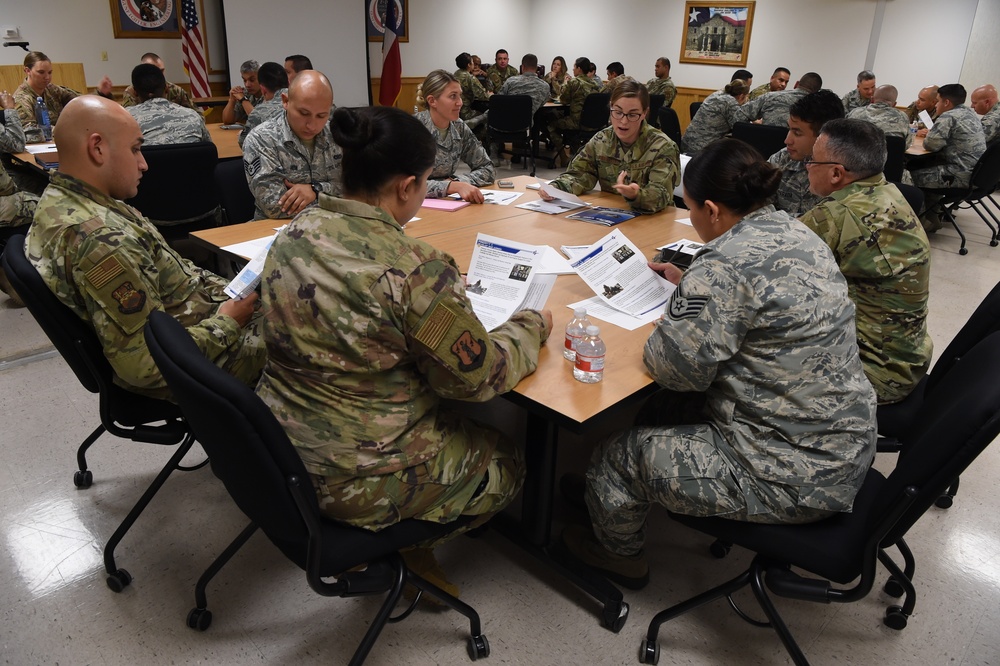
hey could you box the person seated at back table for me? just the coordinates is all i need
[970,84,1000,143]
[847,84,912,148]
[547,57,601,166]
[748,67,790,101]
[546,80,679,214]
[238,62,289,148]
[414,70,495,204]
[14,50,114,143]
[470,55,489,88]
[25,96,264,400]
[546,56,570,100]
[743,71,823,128]
[486,49,518,93]
[222,59,263,125]
[800,118,932,404]
[601,62,634,96]
[121,52,199,111]
[906,85,938,127]
[558,138,876,589]
[0,90,40,307]
[680,78,749,155]
[126,64,211,146]
[453,52,490,132]
[842,70,876,114]
[645,57,677,108]
[499,53,551,116]
[255,104,552,600]
[283,54,312,85]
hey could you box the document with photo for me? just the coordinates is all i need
[571,229,675,317]
[466,234,555,331]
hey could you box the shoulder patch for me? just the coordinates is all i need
[667,284,710,321]
[450,330,487,372]
[245,156,261,177]
[414,302,456,350]
[85,256,125,290]
[110,281,147,315]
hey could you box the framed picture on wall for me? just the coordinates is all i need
[679,2,755,67]
[366,0,409,43]
[109,0,181,38]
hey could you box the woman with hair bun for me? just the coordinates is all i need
[561,139,876,590]
[680,78,750,155]
[256,105,551,597]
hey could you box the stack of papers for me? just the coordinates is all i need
[516,179,587,214]
[422,198,470,211]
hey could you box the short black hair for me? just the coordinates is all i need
[456,52,472,70]
[789,89,845,135]
[257,61,288,93]
[521,53,538,69]
[798,72,823,93]
[732,69,753,82]
[606,62,624,77]
[575,57,592,72]
[284,54,312,72]
[937,83,967,106]
[131,62,166,100]
[495,49,508,58]
[773,67,790,76]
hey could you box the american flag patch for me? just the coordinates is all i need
[85,256,125,289]
[667,288,710,321]
[414,302,457,350]
[246,156,261,176]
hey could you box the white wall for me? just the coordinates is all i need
[960,0,1000,92]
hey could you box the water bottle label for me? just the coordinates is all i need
[575,354,605,372]
[564,333,581,350]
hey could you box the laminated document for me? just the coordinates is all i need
[224,235,275,299]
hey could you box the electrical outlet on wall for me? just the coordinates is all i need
[101,51,108,61]
[2,26,20,40]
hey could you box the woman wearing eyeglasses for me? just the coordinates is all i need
[680,78,750,155]
[544,80,680,213]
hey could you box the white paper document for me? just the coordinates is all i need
[480,189,524,205]
[570,229,675,317]
[538,246,575,274]
[225,235,275,299]
[25,142,57,154]
[918,110,934,130]
[537,178,588,206]
[672,217,693,227]
[567,297,664,331]
[516,197,586,215]
[222,234,276,261]
[466,234,556,331]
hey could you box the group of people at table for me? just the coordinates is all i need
[0,43,995,600]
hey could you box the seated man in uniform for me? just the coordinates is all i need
[453,52,490,132]
[768,89,844,216]
[283,54,312,85]
[499,53,551,116]
[241,70,342,220]
[0,90,40,307]
[222,59,263,125]
[800,118,932,404]
[238,62,289,148]
[842,70,876,114]
[126,63,211,145]
[25,96,264,400]
[748,67,790,101]
[485,49,518,93]
[906,85,938,126]
[645,57,677,108]
[547,57,601,166]
[120,52,199,110]
[601,62,634,96]
[970,84,999,143]
[848,84,912,148]
[743,71,823,128]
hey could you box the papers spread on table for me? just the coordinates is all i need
[567,296,664,331]
[25,142,57,154]
[538,246,575,274]
[466,234,556,331]
[422,197,470,211]
[480,189,524,205]
[918,110,934,130]
[516,178,589,214]
[225,235,275,299]
[560,245,592,261]
[566,206,639,226]
[538,178,587,206]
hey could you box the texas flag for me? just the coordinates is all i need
[379,2,402,107]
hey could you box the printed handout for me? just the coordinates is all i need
[466,234,556,331]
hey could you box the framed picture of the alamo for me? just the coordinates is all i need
[680,2,755,67]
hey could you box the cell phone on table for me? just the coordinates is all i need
[498,180,515,188]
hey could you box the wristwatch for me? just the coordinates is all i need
[311,182,322,195]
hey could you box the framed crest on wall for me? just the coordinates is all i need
[366,0,408,43]
[680,2,755,67]
[110,0,181,38]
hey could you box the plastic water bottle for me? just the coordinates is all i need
[573,325,606,383]
[35,97,51,141]
[563,307,592,361]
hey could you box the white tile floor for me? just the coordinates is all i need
[2,170,999,665]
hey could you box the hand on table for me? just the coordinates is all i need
[612,171,639,200]
[916,128,929,138]
[280,180,318,216]
[448,181,485,203]
[229,86,246,101]
[0,91,13,110]
[538,309,553,339]
[219,292,258,327]
[648,261,683,285]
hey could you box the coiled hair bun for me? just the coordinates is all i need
[683,138,780,214]
[329,107,373,150]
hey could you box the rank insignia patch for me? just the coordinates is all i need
[667,285,710,321]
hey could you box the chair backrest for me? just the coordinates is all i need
[689,101,703,119]
[579,93,611,130]
[968,142,1000,196]
[926,278,1000,393]
[731,122,788,160]
[647,94,666,128]
[883,135,906,183]
[214,158,255,226]
[126,141,220,225]
[487,94,533,133]
[657,107,682,147]
[894,182,924,217]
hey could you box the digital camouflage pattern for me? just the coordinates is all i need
[547,74,601,153]
[981,102,1000,144]
[550,122,679,213]
[241,110,343,219]
[841,88,870,115]
[584,205,876,555]
[26,172,265,399]
[545,72,568,99]
[0,109,38,227]
[910,104,986,189]
[645,77,677,108]
[121,82,198,111]
[499,74,551,116]
[454,69,490,122]
[414,110,494,198]
[799,175,932,403]
[769,148,821,216]
[681,89,745,154]
[485,64,518,93]
[255,196,550,529]
[238,89,286,148]
[14,80,80,142]
[743,87,809,128]
[233,91,264,124]
[127,97,211,146]
[848,101,912,148]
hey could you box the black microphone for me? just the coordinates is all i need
[2,41,30,51]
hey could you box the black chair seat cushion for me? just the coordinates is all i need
[875,375,927,439]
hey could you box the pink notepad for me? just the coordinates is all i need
[422,198,471,211]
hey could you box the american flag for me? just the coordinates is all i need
[181,0,211,101]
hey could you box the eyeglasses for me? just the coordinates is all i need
[802,157,844,168]
[610,108,644,122]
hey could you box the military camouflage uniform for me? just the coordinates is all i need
[584,205,876,556]
[905,101,936,128]
[0,109,38,227]
[645,77,677,108]
[499,74,551,116]
[841,88,870,115]
[454,69,489,124]
[547,74,603,153]
[233,91,264,124]
[255,195,550,531]
[800,175,932,403]
[743,88,809,127]
[981,103,1000,143]
[238,89,287,148]
[485,64,518,93]
[601,75,635,97]
[681,89,745,154]
[241,111,343,219]
[14,80,80,143]
[414,110,494,198]
[121,82,198,111]
[127,97,211,146]
[769,148,820,216]
[25,172,265,399]
[910,104,986,190]
[550,123,679,213]
[848,102,913,148]
[545,72,568,99]
[747,82,773,101]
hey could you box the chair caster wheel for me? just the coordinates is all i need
[990,240,998,247]
[710,539,732,559]
[602,600,629,633]
[467,634,489,660]
[935,494,954,509]
[883,578,905,598]
[640,639,660,664]
[884,605,908,630]
[959,248,969,256]
[187,608,213,631]
[106,568,132,593]
[74,469,93,488]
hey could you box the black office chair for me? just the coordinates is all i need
[894,182,924,218]
[884,134,907,183]
[689,101,702,120]
[639,331,1000,665]
[930,142,1000,255]
[646,94,666,129]
[1,235,197,593]
[214,157,255,226]
[487,94,535,176]
[656,107,682,147]
[126,141,223,241]
[731,122,787,160]
[143,311,492,665]
[562,92,611,157]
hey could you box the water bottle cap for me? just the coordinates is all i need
[573,308,587,317]
[585,325,599,336]
[36,96,43,102]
